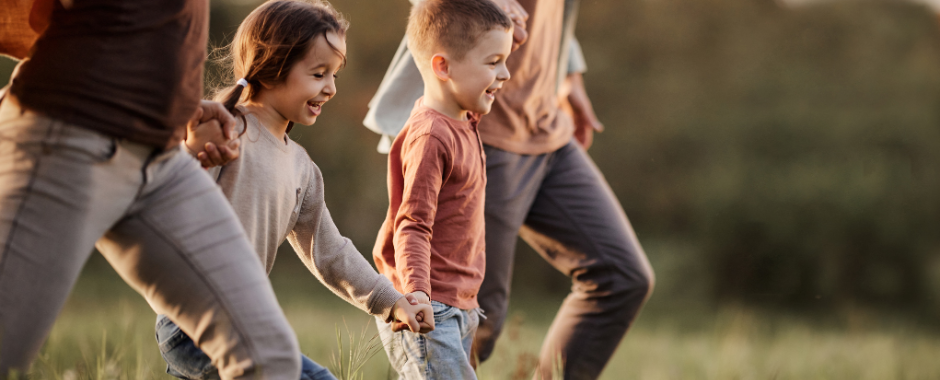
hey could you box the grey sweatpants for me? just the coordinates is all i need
[474,141,654,380]
[0,95,301,379]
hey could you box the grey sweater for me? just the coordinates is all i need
[207,112,402,320]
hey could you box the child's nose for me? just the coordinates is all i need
[497,68,510,82]
[323,80,336,96]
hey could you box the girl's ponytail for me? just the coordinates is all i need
[222,78,250,114]
[215,78,250,136]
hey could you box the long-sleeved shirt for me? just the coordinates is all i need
[363,0,581,156]
[373,98,487,310]
[207,111,403,320]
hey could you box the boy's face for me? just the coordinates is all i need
[268,31,346,126]
[447,28,513,116]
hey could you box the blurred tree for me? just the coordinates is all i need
[2,0,939,317]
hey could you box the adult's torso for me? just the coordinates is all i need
[478,0,574,155]
[10,0,208,148]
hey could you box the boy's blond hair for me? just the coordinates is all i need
[406,0,512,64]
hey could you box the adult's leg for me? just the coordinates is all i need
[522,141,654,380]
[96,147,300,380]
[0,101,143,375]
[473,146,550,363]
[156,314,330,380]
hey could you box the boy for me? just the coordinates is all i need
[372,0,513,378]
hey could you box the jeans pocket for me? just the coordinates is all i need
[431,301,459,323]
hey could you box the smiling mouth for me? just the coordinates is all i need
[307,101,324,116]
[485,87,500,99]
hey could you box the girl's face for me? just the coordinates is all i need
[265,32,346,127]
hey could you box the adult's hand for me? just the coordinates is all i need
[490,0,528,51]
[560,73,604,150]
[185,100,240,168]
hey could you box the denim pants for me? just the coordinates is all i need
[377,301,481,380]
[156,315,336,380]
[0,94,301,379]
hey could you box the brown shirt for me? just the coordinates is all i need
[373,99,487,310]
[9,0,208,148]
[478,0,574,155]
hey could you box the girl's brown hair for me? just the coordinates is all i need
[214,0,348,133]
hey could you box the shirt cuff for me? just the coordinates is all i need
[369,279,405,322]
[403,282,432,302]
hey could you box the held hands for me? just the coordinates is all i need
[390,292,434,334]
[185,100,241,168]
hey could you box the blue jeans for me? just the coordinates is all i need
[155,315,336,380]
[376,301,482,380]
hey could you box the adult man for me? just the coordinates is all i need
[364,0,654,378]
[0,0,301,378]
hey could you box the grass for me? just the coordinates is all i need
[11,254,940,379]
[329,319,385,380]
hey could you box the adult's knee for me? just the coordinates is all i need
[214,318,301,380]
[252,325,302,380]
[578,261,654,314]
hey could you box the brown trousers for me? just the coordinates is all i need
[0,95,301,379]
[474,141,654,380]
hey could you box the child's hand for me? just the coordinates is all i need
[185,100,241,168]
[390,292,434,334]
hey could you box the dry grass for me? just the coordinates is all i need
[8,258,940,379]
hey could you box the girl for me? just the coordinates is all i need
[155,1,433,379]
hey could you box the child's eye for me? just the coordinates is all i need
[313,73,325,78]
[333,73,340,79]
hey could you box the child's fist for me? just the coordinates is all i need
[390,293,434,334]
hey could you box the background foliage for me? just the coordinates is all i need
[3,0,940,318]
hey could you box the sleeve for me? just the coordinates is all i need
[567,36,587,75]
[392,132,449,299]
[362,36,424,152]
[286,164,403,320]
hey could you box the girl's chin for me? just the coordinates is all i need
[298,115,318,125]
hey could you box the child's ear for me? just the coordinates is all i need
[431,54,450,81]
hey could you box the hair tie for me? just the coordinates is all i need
[236,78,249,87]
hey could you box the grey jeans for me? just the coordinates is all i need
[0,95,301,379]
[474,141,654,380]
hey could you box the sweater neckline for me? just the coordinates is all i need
[242,111,291,153]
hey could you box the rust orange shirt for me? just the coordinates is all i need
[373,98,487,310]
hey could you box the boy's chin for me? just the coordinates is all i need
[470,102,493,115]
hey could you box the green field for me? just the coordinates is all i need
[11,252,939,380]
